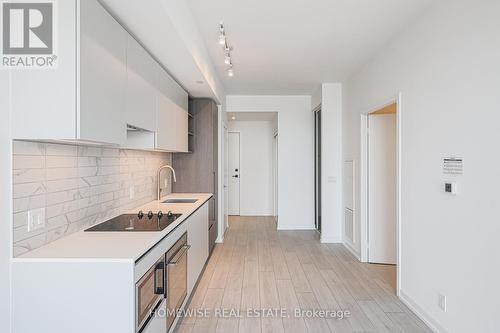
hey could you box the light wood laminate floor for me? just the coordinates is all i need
[175,216,431,333]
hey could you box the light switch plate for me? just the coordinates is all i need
[444,182,458,195]
[438,294,447,312]
[27,208,46,232]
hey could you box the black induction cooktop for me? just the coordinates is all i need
[85,211,182,232]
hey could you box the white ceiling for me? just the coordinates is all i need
[187,0,434,95]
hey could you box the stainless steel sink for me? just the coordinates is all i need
[162,198,198,204]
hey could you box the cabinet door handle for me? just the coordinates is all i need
[153,262,164,295]
[168,245,191,266]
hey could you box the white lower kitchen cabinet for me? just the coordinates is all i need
[143,300,167,333]
[187,203,209,293]
[12,260,135,333]
[11,197,211,333]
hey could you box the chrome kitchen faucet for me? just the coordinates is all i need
[157,165,177,200]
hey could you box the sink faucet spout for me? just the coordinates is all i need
[157,165,177,200]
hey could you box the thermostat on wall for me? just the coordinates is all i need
[444,182,458,195]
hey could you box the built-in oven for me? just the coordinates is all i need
[166,232,190,331]
[136,255,165,332]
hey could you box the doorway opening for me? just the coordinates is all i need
[360,95,401,295]
[226,112,279,226]
[313,106,322,233]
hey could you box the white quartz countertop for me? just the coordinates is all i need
[15,193,213,261]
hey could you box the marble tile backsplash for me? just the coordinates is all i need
[12,141,173,256]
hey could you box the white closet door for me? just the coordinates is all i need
[228,132,240,215]
[368,114,397,264]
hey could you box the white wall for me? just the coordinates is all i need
[1,67,12,332]
[217,105,226,242]
[226,95,314,230]
[320,83,343,243]
[228,121,275,216]
[342,1,500,332]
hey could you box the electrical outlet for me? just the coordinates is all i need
[438,294,447,312]
[27,208,46,232]
[129,186,135,199]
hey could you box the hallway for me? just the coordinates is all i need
[176,217,431,333]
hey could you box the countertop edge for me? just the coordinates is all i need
[134,194,213,263]
[14,193,214,262]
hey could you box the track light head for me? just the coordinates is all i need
[218,22,226,45]
[219,22,235,77]
[218,34,226,45]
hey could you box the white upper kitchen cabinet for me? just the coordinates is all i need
[125,36,158,132]
[174,104,189,152]
[10,0,188,150]
[79,0,127,145]
[156,94,178,151]
[11,0,127,145]
[155,65,189,152]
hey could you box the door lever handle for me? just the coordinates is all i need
[232,175,239,178]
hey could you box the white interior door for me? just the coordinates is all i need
[224,125,229,227]
[228,132,240,215]
[368,114,397,264]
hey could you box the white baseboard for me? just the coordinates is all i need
[320,235,342,243]
[277,224,315,230]
[399,290,446,333]
[342,241,361,260]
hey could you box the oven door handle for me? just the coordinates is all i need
[153,262,165,295]
[168,245,191,266]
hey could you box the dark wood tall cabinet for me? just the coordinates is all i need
[173,98,218,254]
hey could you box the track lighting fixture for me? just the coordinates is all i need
[218,34,226,45]
[218,23,226,45]
[219,22,235,76]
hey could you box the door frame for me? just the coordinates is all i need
[360,92,402,296]
[313,105,322,234]
[223,122,229,231]
[272,130,279,224]
[228,131,241,216]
